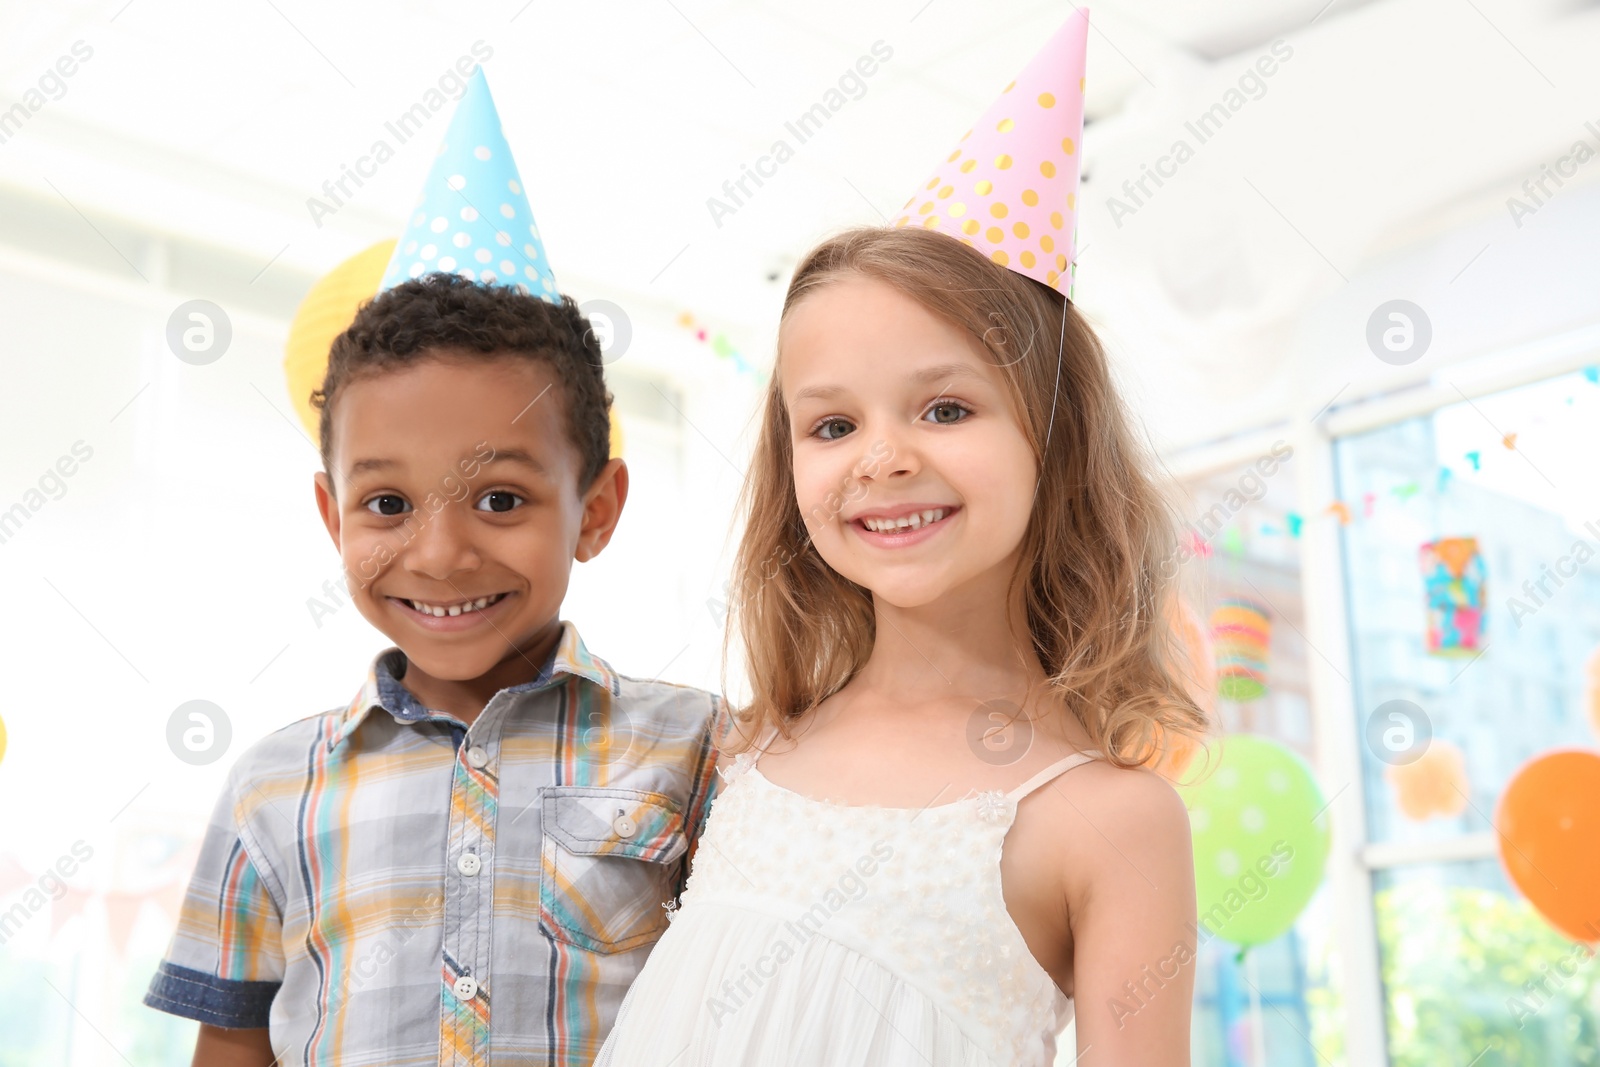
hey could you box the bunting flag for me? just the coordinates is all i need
[50,886,93,937]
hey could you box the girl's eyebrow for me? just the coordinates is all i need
[791,383,845,404]
[790,362,985,405]
[909,362,986,387]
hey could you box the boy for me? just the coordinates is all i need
[145,273,724,1066]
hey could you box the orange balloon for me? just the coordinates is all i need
[1386,739,1469,821]
[1495,749,1600,943]
[1149,595,1216,780]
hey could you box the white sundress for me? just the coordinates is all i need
[593,738,1103,1066]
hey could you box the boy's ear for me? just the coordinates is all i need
[313,471,342,550]
[575,458,628,563]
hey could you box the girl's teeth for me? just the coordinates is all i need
[863,508,947,533]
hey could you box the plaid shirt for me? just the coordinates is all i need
[146,622,724,1066]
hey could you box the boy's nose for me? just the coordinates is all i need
[400,505,482,579]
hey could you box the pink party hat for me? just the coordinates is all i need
[892,11,1088,299]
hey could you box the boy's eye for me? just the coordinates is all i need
[365,494,410,516]
[812,417,855,441]
[925,401,971,425]
[476,490,525,513]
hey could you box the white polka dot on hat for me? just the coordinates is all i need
[379,68,560,303]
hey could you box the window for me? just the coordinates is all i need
[1335,367,1600,1065]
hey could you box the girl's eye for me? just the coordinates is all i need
[925,401,971,425]
[365,495,409,516]
[812,417,856,441]
[476,490,525,513]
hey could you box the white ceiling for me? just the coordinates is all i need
[4,0,1599,450]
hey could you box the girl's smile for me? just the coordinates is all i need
[848,504,962,547]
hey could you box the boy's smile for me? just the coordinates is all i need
[313,352,626,723]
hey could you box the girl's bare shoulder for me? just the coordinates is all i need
[1042,759,1193,900]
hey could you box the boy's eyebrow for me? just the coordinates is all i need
[347,457,398,477]
[345,448,548,479]
[478,447,549,476]
[789,362,986,404]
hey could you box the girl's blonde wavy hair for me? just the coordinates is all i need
[723,225,1210,771]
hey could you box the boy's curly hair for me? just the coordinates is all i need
[310,273,612,491]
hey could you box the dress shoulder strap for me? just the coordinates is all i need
[1006,750,1102,803]
[743,722,782,766]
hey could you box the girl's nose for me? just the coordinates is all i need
[857,426,914,482]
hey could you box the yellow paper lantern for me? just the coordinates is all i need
[283,240,396,440]
[283,241,624,459]
[609,409,624,459]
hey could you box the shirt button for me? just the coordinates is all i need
[452,975,479,1000]
[465,745,489,768]
[457,852,482,876]
[613,814,637,838]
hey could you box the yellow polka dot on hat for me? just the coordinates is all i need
[891,11,1088,300]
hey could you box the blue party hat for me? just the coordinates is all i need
[380,68,560,301]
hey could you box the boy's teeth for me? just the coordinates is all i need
[863,508,947,532]
[408,594,500,616]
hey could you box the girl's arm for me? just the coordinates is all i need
[1066,767,1197,1065]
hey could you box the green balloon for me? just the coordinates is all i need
[1178,735,1330,949]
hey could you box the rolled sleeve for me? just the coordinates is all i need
[145,774,285,1028]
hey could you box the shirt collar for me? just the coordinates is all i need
[328,620,616,752]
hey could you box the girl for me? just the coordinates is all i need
[594,225,1207,1066]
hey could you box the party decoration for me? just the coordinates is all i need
[891,10,1088,298]
[1386,739,1469,821]
[284,240,397,438]
[106,892,145,956]
[51,886,92,936]
[1180,735,1330,949]
[1586,644,1600,742]
[0,854,31,897]
[675,311,763,380]
[1495,749,1600,943]
[1419,537,1485,656]
[381,68,559,300]
[1149,596,1216,780]
[1211,598,1270,702]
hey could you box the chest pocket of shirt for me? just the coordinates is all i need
[539,785,689,954]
